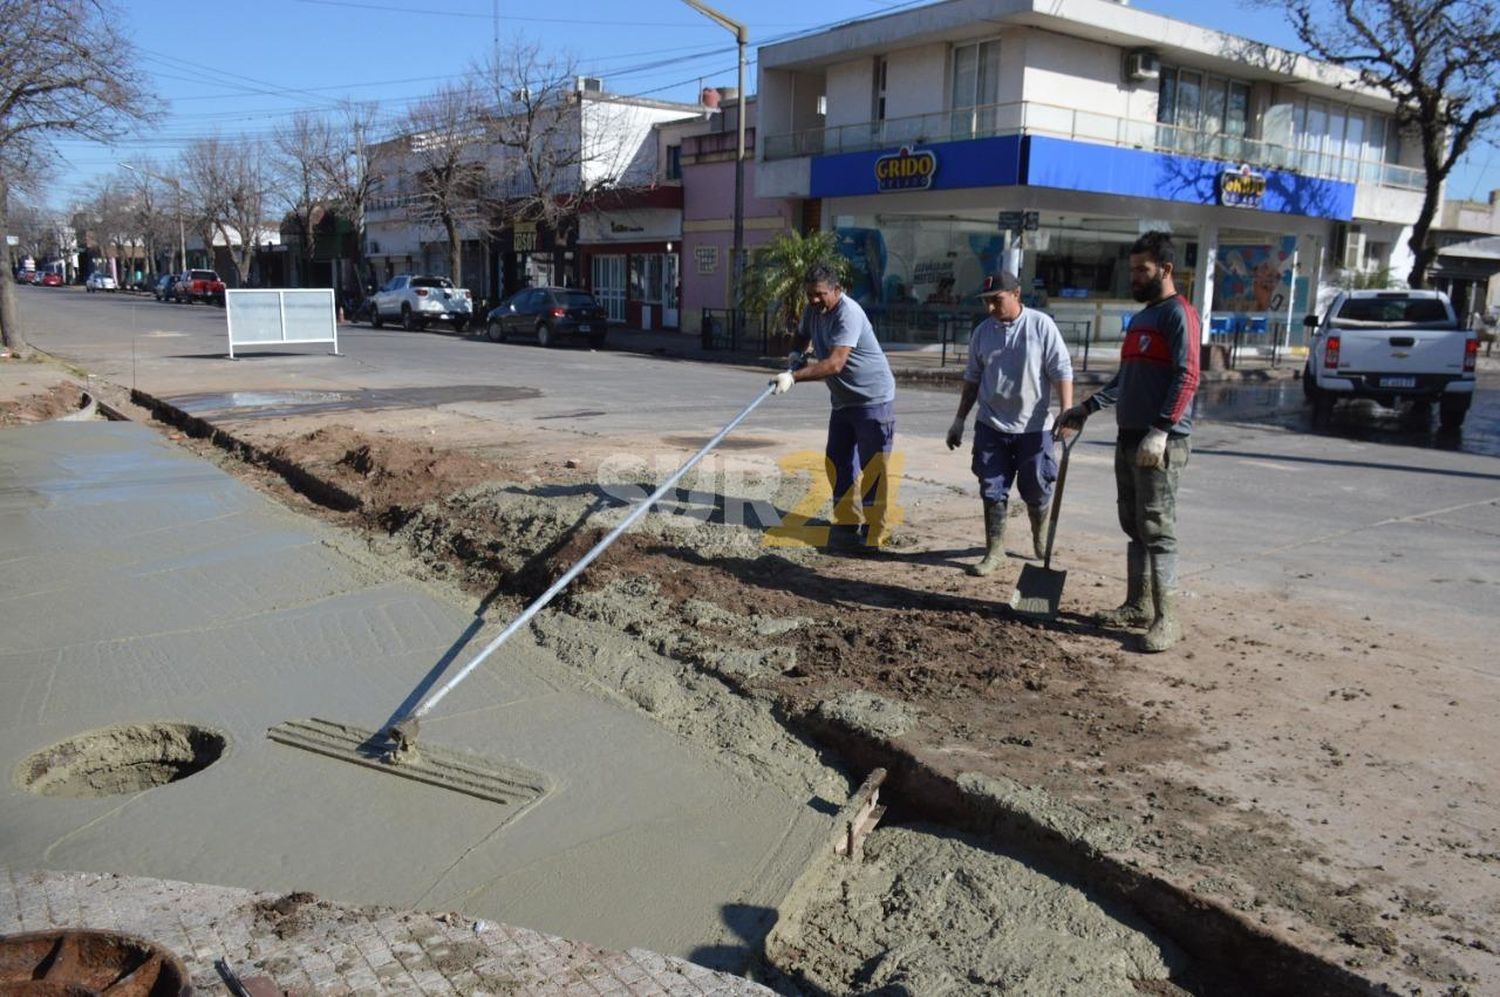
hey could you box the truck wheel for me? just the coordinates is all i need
[370,307,383,328]
[1439,395,1471,431]
[453,317,469,334]
[401,305,418,331]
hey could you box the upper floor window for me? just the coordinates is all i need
[952,40,1001,112]
[874,57,888,122]
[951,39,1002,139]
[1157,68,1250,138]
[665,144,682,181]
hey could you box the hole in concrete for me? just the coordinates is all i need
[15,723,228,799]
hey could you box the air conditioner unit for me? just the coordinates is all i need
[1124,50,1160,82]
[576,76,604,93]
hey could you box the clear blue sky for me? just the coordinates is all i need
[52,0,1499,206]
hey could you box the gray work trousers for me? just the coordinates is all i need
[1113,435,1190,556]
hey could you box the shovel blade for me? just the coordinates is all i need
[1010,564,1067,620]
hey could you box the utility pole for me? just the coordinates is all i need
[681,0,747,314]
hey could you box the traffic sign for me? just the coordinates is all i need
[1023,210,1040,231]
[997,211,1024,231]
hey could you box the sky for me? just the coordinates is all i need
[48,0,1500,208]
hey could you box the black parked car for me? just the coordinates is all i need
[484,287,608,348]
[154,273,179,301]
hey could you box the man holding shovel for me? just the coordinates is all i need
[1055,231,1201,652]
[769,263,898,549]
[946,270,1073,576]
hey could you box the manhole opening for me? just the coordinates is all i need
[15,723,228,799]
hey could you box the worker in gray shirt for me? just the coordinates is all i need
[769,263,898,549]
[946,271,1073,575]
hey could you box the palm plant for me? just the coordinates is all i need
[739,229,853,335]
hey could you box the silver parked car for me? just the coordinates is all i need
[85,272,118,292]
[369,275,473,332]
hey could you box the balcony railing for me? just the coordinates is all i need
[763,100,1424,190]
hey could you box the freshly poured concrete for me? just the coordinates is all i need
[0,421,834,968]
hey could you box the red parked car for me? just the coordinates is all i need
[40,272,64,287]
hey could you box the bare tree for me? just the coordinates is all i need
[273,112,337,287]
[0,0,157,353]
[181,135,272,286]
[403,83,489,282]
[1283,0,1500,286]
[119,160,176,276]
[319,100,381,298]
[477,44,636,257]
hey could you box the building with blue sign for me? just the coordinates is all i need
[755,0,1427,348]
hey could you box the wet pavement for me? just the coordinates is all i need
[1192,374,1500,460]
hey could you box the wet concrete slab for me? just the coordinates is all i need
[0,421,833,970]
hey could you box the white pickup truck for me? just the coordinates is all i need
[1302,289,1479,430]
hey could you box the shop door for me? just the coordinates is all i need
[592,255,626,322]
[662,253,679,328]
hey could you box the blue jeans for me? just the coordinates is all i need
[971,423,1058,508]
[825,401,896,528]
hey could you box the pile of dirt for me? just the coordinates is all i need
[0,380,85,425]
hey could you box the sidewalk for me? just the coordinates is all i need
[1,869,774,995]
[596,325,1302,385]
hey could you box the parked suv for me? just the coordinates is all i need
[369,275,472,332]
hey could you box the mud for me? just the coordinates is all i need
[779,823,1179,995]
[0,380,86,425]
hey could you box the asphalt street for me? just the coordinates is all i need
[15,285,1500,668]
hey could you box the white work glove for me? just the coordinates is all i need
[1055,404,1090,436]
[1136,427,1168,469]
[945,416,966,451]
[770,371,795,395]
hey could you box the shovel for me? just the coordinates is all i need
[1010,425,1081,620]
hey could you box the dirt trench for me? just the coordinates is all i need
[133,409,1475,996]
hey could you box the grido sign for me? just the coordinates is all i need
[875,146,938,192]
[1219,165,1267,209]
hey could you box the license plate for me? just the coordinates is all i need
[578,324,591,332]
[1381,376,1416,388]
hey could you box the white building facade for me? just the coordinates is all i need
[756,0,1428,349]
[364,84,703,308]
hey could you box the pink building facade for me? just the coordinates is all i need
[680,99,798,336]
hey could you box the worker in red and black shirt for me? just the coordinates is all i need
[1056,231,1200,652]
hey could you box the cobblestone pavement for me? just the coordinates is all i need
[1,869,775,996]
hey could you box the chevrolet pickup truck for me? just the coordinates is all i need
[174,269,226,305]
[1303,289,1478,430]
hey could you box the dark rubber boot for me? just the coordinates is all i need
[1141,552,1182,652]
[966,499,1007,576]
[1095,542,1153,627]
[1027,503,1048,560]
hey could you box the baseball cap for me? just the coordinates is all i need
[977,271,1021,297]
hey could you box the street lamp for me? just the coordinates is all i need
[681,0,747,313]
[120,163,187,274]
